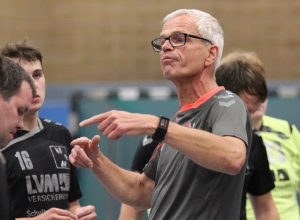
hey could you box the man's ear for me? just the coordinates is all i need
[205,45,219,67]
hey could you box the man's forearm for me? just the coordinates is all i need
[119,203,145,220]
[91,153,153,209]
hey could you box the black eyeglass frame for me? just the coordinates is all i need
[151,33,213,52]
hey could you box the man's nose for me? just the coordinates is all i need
[161,39,173,51]
[17,116,24,130]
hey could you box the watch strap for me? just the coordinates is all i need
[152,115,169,142]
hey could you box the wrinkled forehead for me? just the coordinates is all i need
[160,14,199,37]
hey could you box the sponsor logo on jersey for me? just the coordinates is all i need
[214,91,234,99]
[26,173,70,194]
[219,99,236,107]
[27,193,69,203]
[50,146,70,169]
[27,209,46,217]
[26,173,70,203]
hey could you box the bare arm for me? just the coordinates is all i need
[80,110,247,175]
[69,200,81,213]
[119,203,145,220]
[69,135,155,210]
[164,122,246,175]
[249,192,280,220]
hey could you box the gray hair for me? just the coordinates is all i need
[0,56,36,101]
[162,9,224,71]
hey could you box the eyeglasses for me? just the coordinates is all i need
[151,33,213,52]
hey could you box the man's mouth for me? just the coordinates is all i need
[32,95,40,102]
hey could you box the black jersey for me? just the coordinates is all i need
[240,129,274,220]
[144,88,252,220]
[131,135,159,173]
[1,118,82,218]
[0,153,14,220]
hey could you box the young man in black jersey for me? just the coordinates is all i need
[69,9,252,220]
[0,56,36,220]
[0,39,97,220]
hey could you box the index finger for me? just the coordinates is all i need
[79,113,107,127]
[70,137,91,147]
[70,145,93,168]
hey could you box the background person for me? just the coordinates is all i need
[0,39,97,220]
[215,50,280,220]
[247,101,300,219]
[69,9,252,220]
[216,50,300,219]
[0,56,36,220]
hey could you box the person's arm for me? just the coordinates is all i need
[249,192,280,220]
[164,121,246,175]
[119,204,145,220]
[69,200,81,213]
[69,135,155,210]
[69,200,97,220]
[119,135,157,220]
[79,110,247,175]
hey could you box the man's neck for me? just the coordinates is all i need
[23,111,39,131]
[175,78,218,107]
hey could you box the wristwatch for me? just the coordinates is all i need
[152,115,170,142]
